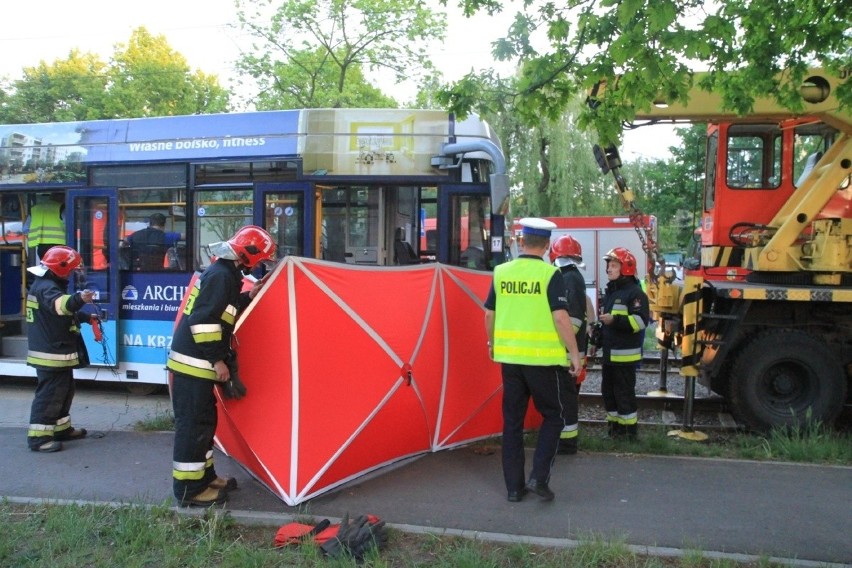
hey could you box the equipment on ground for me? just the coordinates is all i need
[588,68,851,433]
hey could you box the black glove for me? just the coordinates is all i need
[589,321,603,348]
[319,513,388,561]
[221,353,247,399]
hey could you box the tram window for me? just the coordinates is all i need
[194,189,253,269]
[194,161,299,185]
[419,188,437,254]
[91,164,187,187]
[118,187,187,272]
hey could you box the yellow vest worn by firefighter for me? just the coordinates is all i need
[27,202,66,249]
[492,258,567,367]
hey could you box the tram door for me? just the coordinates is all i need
[255,183,315,260]
[437,184,501,269]
[320,186,383,265]
[67,189,120,366]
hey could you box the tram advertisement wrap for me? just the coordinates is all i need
[119,272,188,365]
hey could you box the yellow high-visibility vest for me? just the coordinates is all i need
[492,258,567,367]
[27,202,65,248]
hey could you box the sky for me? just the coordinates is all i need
[0,0,676,160]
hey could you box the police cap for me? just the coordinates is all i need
[518,217,556,238]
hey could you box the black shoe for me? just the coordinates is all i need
[525,479,555,501]
[507,488,527,502]
[55,428,87,441]
[557,441,578,455]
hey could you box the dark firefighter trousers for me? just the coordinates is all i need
[171,372,220,501]
[501,363,577,493]
[601,363,638,424]
[28,368,76,450]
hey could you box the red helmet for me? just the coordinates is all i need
[549,235,583,263]
[40,246,83,279]
[603,247,637,276]
[227,225,276,269]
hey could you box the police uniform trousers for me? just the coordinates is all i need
[28,368,75,450]
[501,363,576,492]
[601,363,637,420]
[171,371,220,501]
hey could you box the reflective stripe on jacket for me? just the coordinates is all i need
[492,258,566,366]
[26,278,86,370]
[167,260,249,381]
[600,276,649,365]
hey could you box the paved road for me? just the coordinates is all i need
[2,378,850,567]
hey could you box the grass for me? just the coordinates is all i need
[0,501,779,568]
[133,408,175,432]
[565,421,852,466]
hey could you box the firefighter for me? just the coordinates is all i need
[597,247,649,440]
[550,234,595,454]
[25,246,96,452]
[484,218,582,502]
[167,225,276,507]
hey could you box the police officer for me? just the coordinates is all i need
[550,235,595,454]
[484,218,582,502]
[598,247,650,440]
[25,246,96,452]
[167,225,275,507]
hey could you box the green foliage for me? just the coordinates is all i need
[134,409,175,432]
[236,0,446,109]
[441,0,852,146]
[246,47,398,110]
[0,27,229,124]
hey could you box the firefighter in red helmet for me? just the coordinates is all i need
[25,245,97,452]
[550,235,595,454]
[596,247,649,440]
[167,225,276,507]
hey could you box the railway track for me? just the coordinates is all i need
[581,355,852,433]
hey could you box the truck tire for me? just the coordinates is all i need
[728,330,846,432]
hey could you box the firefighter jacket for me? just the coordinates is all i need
[600,275,649,365]
[167,259,251,380]
[559,264,588,351]
[27,201,66,249]
[26,275,88,369]
[492,257,568,367]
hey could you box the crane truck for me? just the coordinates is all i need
[588,68,851,432]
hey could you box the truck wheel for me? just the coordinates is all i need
[728,330,846,432]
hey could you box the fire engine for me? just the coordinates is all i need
[588,68,851,432]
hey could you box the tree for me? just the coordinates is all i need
[439,0,851,146]
[235,0,446,108]
[247,47,397,109]
[0,27,229,124]
[509,99,611,217]
[0,50,109,123]
[105,28,229,118]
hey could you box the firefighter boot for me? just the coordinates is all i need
[209,476,238,491]
[625,424,638,441]
[55,428,88,442]
[557,438,578,455]
[179,486,228,508]
[608,422,626,439]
